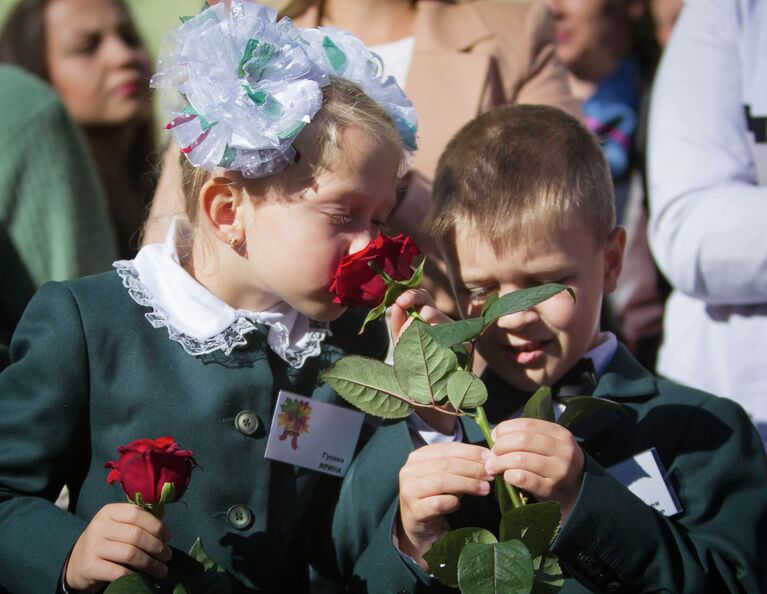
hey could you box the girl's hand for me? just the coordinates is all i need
[65,503,172,592]
[486,418,585,520]
[390,289,452,343]
[397,442,493,569]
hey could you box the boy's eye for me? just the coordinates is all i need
[466,286,495,302]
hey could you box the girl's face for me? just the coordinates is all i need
[237,126,401,321]
[44,0,150,126]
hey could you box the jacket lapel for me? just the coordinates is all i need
[406,2,494,175]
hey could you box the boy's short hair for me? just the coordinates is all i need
[429,104,615,250]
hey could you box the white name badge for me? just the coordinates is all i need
[264,390,365,477]
[607,448,682,517]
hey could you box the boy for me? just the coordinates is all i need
[331,105,767,593]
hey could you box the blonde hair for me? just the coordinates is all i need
[179,77,405,224]
[430,104,615,251]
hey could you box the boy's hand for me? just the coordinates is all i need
[487,418,585,521]
[390,289,452,343]
[397,442,493,569]
[65,503,172,592]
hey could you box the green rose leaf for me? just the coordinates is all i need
[457,539,534,594]
[522,386,555,422]
[556,396,624,429]
[394,320,458,404]
[499,502,561,557]
[359,259,425,334]
[446,369,488,411]
[321,356,414,418]
[533,552,566,593]
[481,292,500,316]
[425,317,485,349]
[483,284,574,327]
[189,538,225,573]
[173,585,191,594]
[104,573,155,594]
[423,527,498,587]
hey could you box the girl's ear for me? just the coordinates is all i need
[199,176,243,246]
[602,225,627,295]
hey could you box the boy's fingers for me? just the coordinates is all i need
[492,430,558,457]
[407,442,489,463]
[407,494,464,521]
[401,471,491,501]
[402,457,494,484]
[485,451,550,478]
[493,417,570,440]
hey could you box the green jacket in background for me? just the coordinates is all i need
[0,65,118,343]
[0,271,387,593]
[331,344,767,593]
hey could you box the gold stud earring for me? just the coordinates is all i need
[228,237,239,249]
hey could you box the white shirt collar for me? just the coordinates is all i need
[113,220,329,368]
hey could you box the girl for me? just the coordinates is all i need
[0,3,415,593]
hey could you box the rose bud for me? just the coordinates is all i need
[330,234,420,308]
[105,436,195,505]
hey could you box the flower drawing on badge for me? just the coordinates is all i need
[277,398,312,450]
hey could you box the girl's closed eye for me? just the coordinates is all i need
[466,285,496,302]
[327,213,352,225]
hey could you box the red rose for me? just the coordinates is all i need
[329,234,420,307]
[105,436,195,505]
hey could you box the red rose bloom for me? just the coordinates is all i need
[105,436,195,504]
[329,234,420,307]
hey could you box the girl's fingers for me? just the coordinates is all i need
[106,504,170,541]
[407,442,489,463]
[104,523,172,563]
[493,418,570,442]
[408,494,465,521]
[99,541,169,579]
[401,467,492,501]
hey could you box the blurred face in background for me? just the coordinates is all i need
[546,0,641,80]
[650,0,682,48]
[44,0,150,126]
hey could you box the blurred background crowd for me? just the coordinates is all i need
[2,0,766,448]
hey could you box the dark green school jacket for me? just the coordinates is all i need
[330,344,767,593]
[0,271,387,594]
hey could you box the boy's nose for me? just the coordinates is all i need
[494,307,540,332]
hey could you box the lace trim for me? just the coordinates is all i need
[114,261,328,367]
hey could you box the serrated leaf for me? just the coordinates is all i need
[425,317,485,349]
[483,284,574,327]
[481,292,500,316]
[522,386,555,422]
[446,369,488,411]
[423,527,498,587]
[532,552,565,593]
[321,356,414,418]
[104,573,155,594]
[557,396,624,429]
[457,540,534,594]
[499,502,561,557]
[189,538,225,573]
[394,321,458,404]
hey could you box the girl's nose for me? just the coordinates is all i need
[104,34,144,68]
[347,230,375,255]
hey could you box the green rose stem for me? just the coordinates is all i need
[406,310,524,511]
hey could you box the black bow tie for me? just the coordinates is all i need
[551,358,598,403]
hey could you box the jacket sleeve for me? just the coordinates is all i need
[0,282,91,592]
[647,0,767,305]
[552,395,767,593]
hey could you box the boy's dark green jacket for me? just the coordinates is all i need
[0,272,387,593]
[330,343,767,593]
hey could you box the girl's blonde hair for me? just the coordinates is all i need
[179,77,405,224]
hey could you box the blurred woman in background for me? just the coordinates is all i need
[0,0,157,258]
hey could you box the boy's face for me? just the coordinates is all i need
[447,219,625,392]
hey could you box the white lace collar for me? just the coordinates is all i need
[113,221,330,368]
